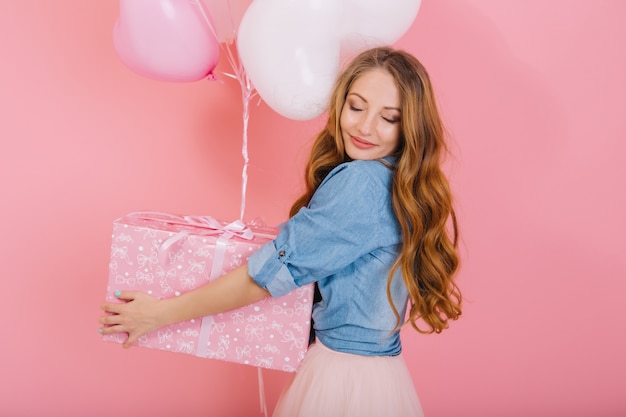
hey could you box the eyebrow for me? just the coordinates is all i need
[347,92,401,112]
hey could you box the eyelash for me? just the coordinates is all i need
[350,105,399,124]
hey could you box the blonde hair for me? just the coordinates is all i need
[290,47,461,334]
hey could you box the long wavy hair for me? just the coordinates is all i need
[289,47,462,334]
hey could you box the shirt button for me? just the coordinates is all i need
[278,250,285,257]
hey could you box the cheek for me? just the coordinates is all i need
[339,110,352,132]
[379,125,400,145]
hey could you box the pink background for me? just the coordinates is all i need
[1,1,624,416]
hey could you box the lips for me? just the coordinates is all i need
[350,135,376,149]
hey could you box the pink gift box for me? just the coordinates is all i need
[102,212,313,372]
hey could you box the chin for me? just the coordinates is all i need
[346,150,382,161]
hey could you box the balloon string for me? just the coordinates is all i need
[239,64,251,222]
[195,0,256,221]
[193,0,219,41]
[223,42,256,222]
[225,0,238,44]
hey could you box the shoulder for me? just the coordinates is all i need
[322,159,395,189]
[311,159,394,211]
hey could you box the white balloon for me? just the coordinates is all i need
[341,0,421,55]
[237,0,421,120]
[238,0,343,120]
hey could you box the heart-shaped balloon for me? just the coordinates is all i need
[341,0,422,56]
[113,0,220,82]
[237,0,342,120]
[237,0,421,120]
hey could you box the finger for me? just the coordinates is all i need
[99,314,123,326]
[114,290,141,301]
[99,324,127,336]
[100,302,123,314]
[124,332,140,349]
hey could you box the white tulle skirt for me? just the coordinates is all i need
[272,341,424,417]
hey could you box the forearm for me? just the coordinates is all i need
[158,264,270,326]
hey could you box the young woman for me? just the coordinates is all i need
[100,46,462,417]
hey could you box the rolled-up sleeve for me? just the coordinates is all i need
[247,160,394,297]
[247,240,299,296]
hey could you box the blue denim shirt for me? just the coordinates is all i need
[248,158,409,356]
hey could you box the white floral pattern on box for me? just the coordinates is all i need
[102,212,313,373]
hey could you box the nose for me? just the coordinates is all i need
[357,112,376,135]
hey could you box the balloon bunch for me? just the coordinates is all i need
[113,0,421,120]
[112,0,420,218]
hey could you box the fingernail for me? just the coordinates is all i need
[114,290,121,297]
[98,328,103,334]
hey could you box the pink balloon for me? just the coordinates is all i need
[113,0,220,82]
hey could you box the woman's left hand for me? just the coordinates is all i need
[99,291,166,348]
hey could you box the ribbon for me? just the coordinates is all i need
[196,230,234,358]
[122,211,276,275]
[190,8,265,415]
[124,211,272,263]
[194,0,256,221]
[209,232,233,281]
[258,368,268,417]
[126,211,256,240]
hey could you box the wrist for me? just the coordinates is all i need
[156,297,180,327]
